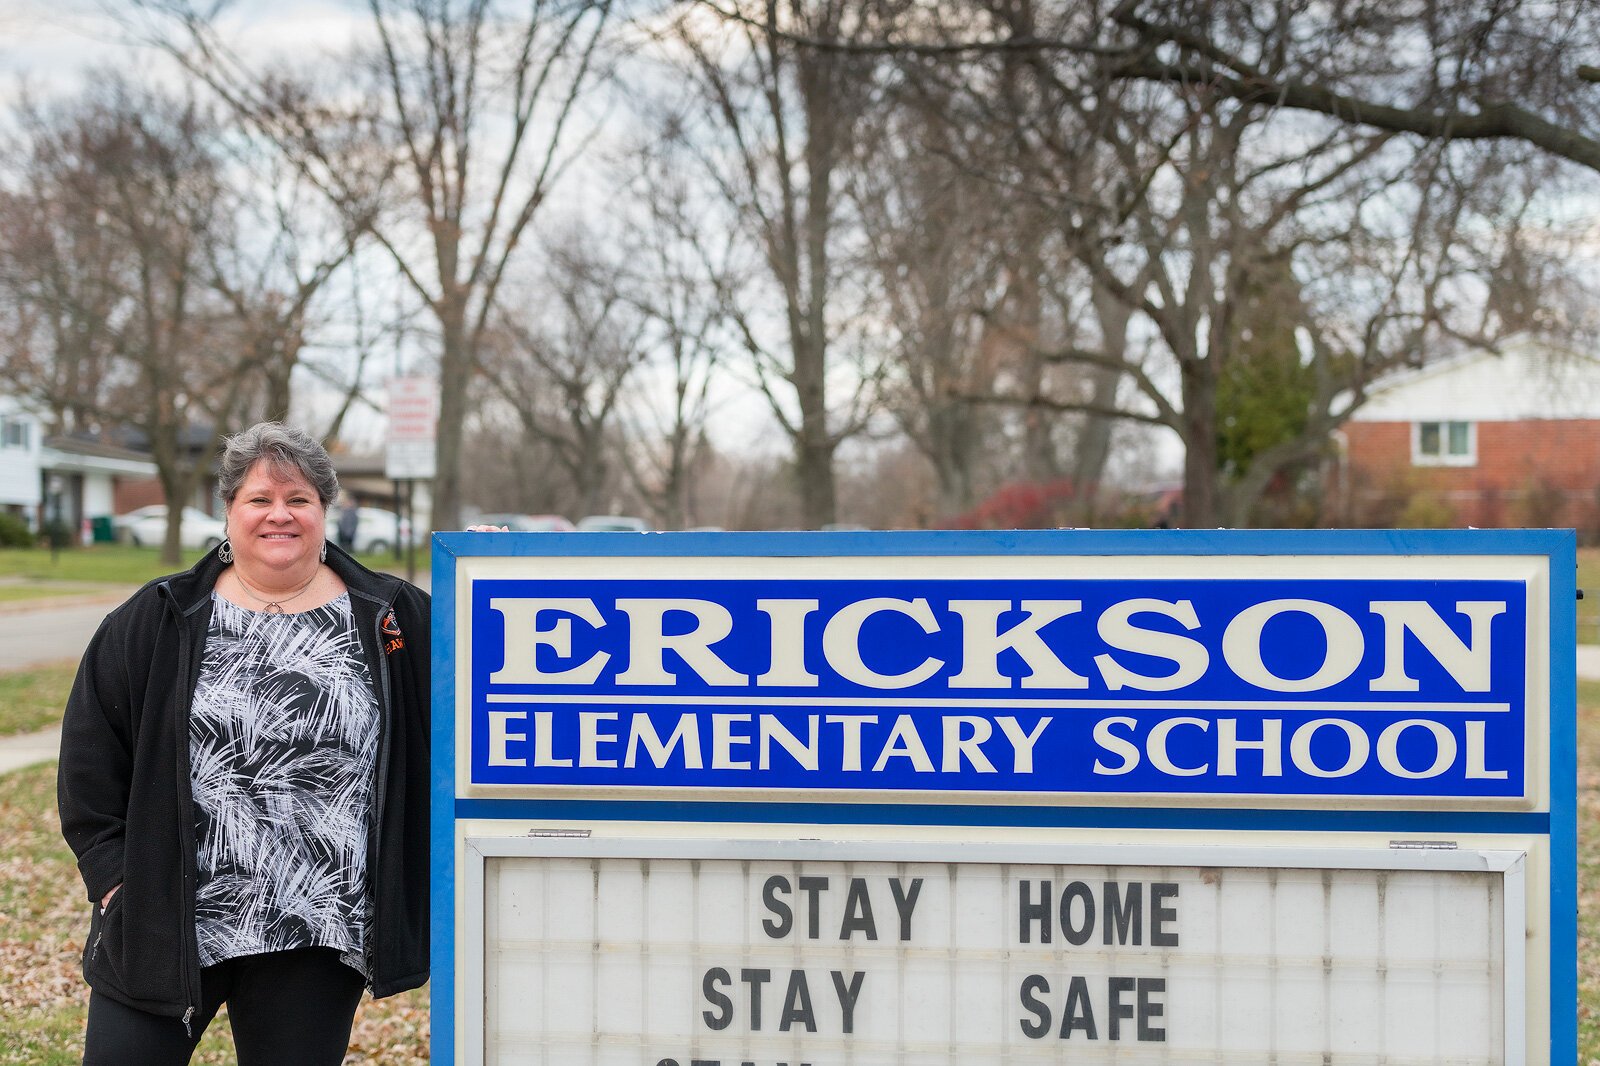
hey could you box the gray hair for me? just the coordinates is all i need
[216,422,340,508]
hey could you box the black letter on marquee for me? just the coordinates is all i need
[701,968,732,1030]
[742,968,772,1030]
[1019,880,1051,944]
[891,877,923,941]
[839,878,877,940]
[1151,883,1180,947]
[763,876,793,939]
[1018,975,1050,1038]
[1107,976,1136,1040]
[1061,975,1097,1040]
[780,971,816,1032]
[1103,881,1142,945]
[832,970,865,1034]
[798,877,829,939]
[1061,882,1095,946]
[1138,978,1166,1041]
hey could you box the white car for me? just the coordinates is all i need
[326,506,413,555]
[117,505,227,551]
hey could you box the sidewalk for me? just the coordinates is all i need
[0,724,60,776]
[1580,645,1600,681]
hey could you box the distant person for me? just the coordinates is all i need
[337,494,359,552]
[57,422,431,1065]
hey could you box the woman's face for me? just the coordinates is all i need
[225,459,327,573]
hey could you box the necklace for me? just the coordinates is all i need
[233,567,321,614]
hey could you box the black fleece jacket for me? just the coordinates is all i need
[57,543,431,1020]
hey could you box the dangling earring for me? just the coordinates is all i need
[218,538,233,564]
[320,541,328,563]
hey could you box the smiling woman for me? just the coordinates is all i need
[55,421,433,1066]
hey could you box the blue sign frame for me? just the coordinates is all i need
[430,528,1576,1064]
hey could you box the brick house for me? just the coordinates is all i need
[1336,336,1600,536]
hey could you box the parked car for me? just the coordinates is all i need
[116,505,227,551]
[325,506,413,555]
[471,513,576,532]
[576,514,649,532]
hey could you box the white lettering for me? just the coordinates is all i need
[615,598,748,686]
[712,713,754,769]
[1377,719,1456,779]
[997,716,1052,774]
[1369,601,1505,693]
[532,710,572,767]
[1464,720,1509,779]
[823,598,945,689]
[947,600,1088,689]
[1216,718,1284,777]
[489,598,610,685]
[871,715,935,772]
[942,716,996,773]
[625,713,703,769]
[578,711,618,768]
[757,599,821,687]
[1095,598,1209,691]
[487,710,527,766]
[826,714,876,771]
[1148,716,1209,776]
[1289,718,1368,778]
[760,714,820,770]
[1092,717,1140,775]
[1223,600,1364,692]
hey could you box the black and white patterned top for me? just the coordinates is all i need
[190,592,380,977]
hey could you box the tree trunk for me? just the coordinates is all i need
[433,296,470,533]
[795,375,837,527]
[1180,363,1220,528]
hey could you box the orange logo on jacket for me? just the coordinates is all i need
[382,611,405,654]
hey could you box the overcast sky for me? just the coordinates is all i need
[0,0,372,104]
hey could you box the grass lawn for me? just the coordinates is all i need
[0,545,209,586]
[0,663,80,737]
[0,762,428,1064]
[1578,546,1600,643]
[0,544,428,602]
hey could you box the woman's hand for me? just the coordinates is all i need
[464,525,509,532]
[100,884,120,912]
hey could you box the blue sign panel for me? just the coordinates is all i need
[468,576,1528,798]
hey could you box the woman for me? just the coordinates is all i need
[57,422,431,1065]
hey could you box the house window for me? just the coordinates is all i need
[0,418,29,450]
[1413,420,1474,466]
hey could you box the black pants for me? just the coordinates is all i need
[82,947,366,1066]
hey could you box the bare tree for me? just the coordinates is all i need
[901,1,1520,525]
[129,0,615,530]
[664,0,890,526]
[1105,0,1600,172]
[480,239,650,518]
[203,146,363,426]
[613,129,736,530]
[0,82,261,561]
[848,79,1012,518]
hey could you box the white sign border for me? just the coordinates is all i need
[453,551,1551,811]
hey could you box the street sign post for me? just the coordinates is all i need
[385,375,437,481]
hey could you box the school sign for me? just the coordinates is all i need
[431,530,1575,1065]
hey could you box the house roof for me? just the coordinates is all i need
[1349,334,1600,423]
[41,435,158,479]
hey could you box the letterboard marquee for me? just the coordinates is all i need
[431,529,1576,1065]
